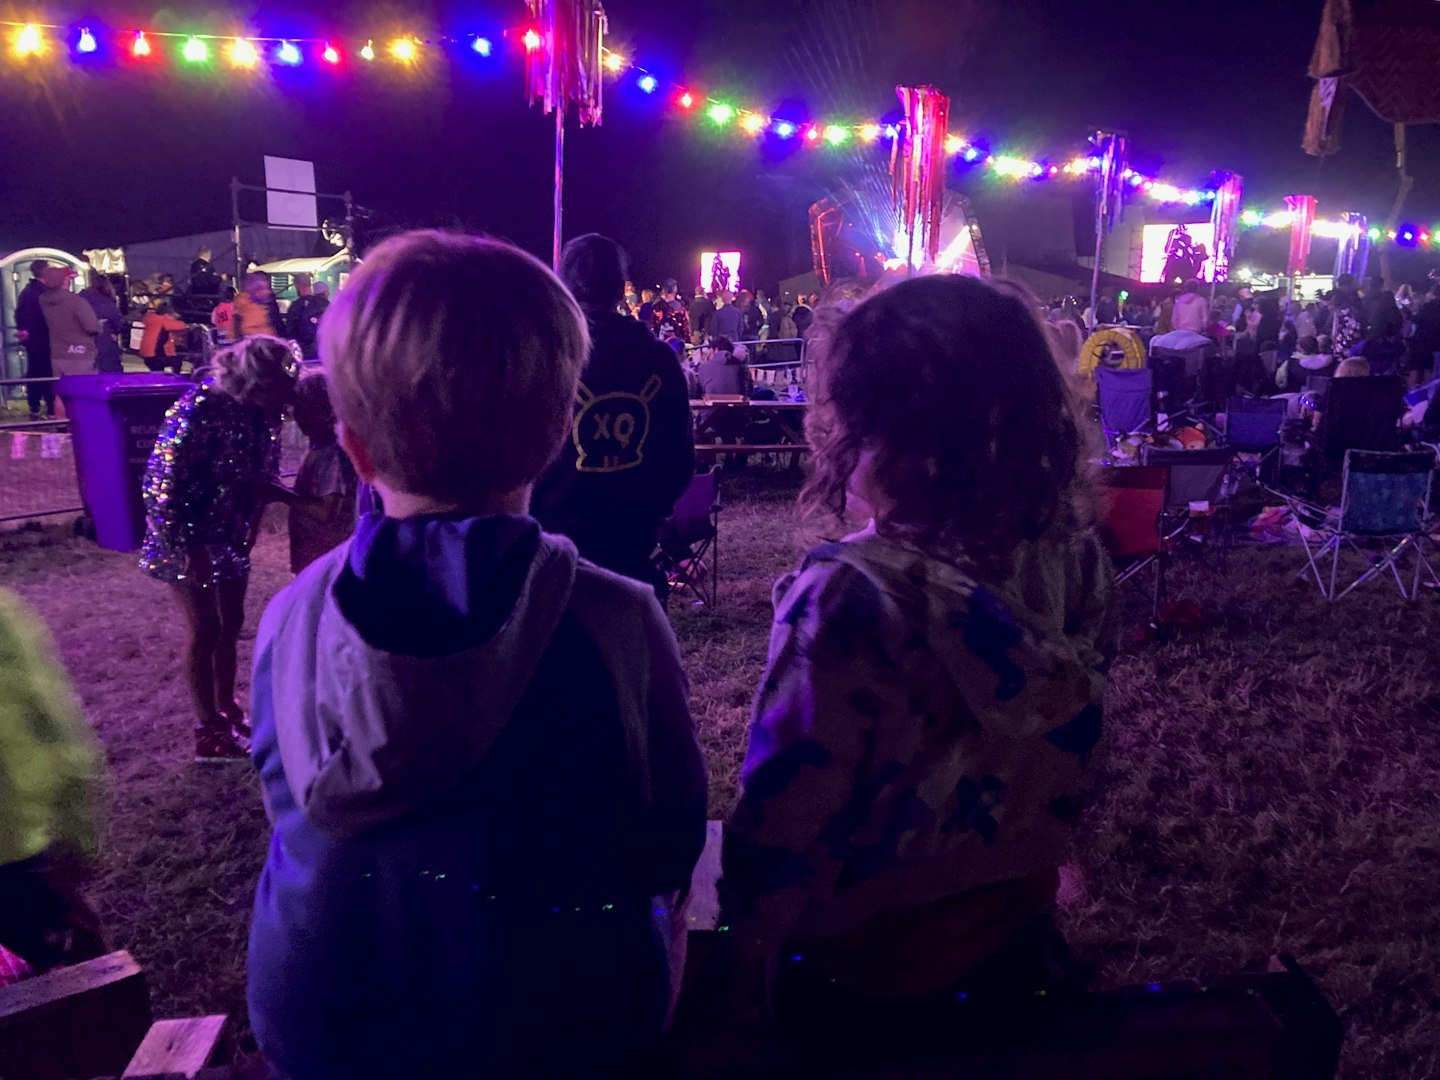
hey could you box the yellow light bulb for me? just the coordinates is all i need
[603,52,624,72]
[360,40,375,61]
[390,38,416,61]
[13,23,43,56]
[229,39,258,67]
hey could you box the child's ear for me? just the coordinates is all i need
[339,423,377,482]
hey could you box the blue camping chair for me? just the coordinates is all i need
[1283,449,1437,601]
[1224,396,1287,485]
[1096,367,1155,449]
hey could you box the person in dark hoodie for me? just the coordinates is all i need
[246,231,707,1079]
[14,260,53,420]
[532,233,695,591]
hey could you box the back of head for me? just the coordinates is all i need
[560,233,627,310]
[1336,357,1370,378]
[244,271,270,294]
[1298,335,1320,355]
[29,259,49,278]
[320,230,588,506]
[1183,278,1201,295]
[806,275,1084,558]
[710,335,734,357]
[293,371,337,439]
[210,335,298,404]
[87,270,114,298]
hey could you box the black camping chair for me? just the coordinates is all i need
[655,468,722,609]
[1314,375,1404,474]
[1224,396,1287,485]
[1140,445,1236,572]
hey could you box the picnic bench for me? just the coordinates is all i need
[691,399,809,464]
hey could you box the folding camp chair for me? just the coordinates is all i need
[1149,345,1207,412]
[655,467,721,608]
[1313,376,1404,474]
[1096,465,1168,629]
[1139,445,1235,572]
[1095,367,1156,449]
[1284,449,1437,601]
[1224,396,1286,484]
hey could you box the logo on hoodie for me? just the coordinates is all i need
[571,375,661,473]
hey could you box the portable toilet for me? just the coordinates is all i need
[2,246,89,381]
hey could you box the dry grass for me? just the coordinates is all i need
[4,472,1440,1076]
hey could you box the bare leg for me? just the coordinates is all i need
[171,585,222,729]
[213,576,249,722]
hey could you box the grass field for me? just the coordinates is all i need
[4,471,1440,1077]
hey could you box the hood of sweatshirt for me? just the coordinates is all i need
[268,512,580,838]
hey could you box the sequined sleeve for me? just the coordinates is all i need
[142,387,213,553]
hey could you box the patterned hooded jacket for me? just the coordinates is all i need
[720,527,1114,978]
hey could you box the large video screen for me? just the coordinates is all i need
[1141,223,1216,283]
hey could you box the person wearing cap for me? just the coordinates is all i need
[531,233,695,592]
[15,260,54,420]
[39,265,101,377]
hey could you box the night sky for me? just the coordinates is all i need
[2,0,1438,289]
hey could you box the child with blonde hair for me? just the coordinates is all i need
[246,232,706,1078]
[717,275,1114,1050]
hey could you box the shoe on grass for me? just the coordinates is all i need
[194,725,250,764]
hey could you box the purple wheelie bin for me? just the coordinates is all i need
[57,373,191,552]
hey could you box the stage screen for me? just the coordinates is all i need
[700,251,742,293]
[1141,223,1217,283]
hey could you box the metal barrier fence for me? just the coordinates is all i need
[0,376,82,523]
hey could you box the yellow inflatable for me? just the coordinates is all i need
[1078,327,1147,378]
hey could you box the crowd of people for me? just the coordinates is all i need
[1057,272,1440,394]
[1,231,1115,1076]
[12,252,334,420]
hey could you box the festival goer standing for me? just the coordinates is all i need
[80,272,125,374]
[139,336,297,761]
[15,261,54,420]
[280,373,357,574]
[1408,284,1440,385]
[739,290,764,339]
[711,291,745,341]
[189,248,221,297]
[286,277,330,360]
[532,233,695,589]
[211,286,236,339]
[246,231,706,1078]
[1330,278,1364,358]
[1363,274,1402,338]
[791,294,815,338]
[0,590,105,974]
[1172,279,1208,334]
[649,279,692,343]
[690,285,716,344]
[717,275,1112,1039]
[231,272,282,340]
[40,265,101,377]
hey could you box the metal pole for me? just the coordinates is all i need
[553,108,565,271]
[343,190,355,260]
[1089,200,1104,330]
[230,177,243,283]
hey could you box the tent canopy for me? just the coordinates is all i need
[1305,0,1440,154]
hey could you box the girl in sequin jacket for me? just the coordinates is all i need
[139,336,297,761]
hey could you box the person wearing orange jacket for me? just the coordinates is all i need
[231,272,282,341]
[140,303,190,374]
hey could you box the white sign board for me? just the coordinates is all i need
[264,156,318,230]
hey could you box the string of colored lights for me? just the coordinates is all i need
[6,18,1439,249]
